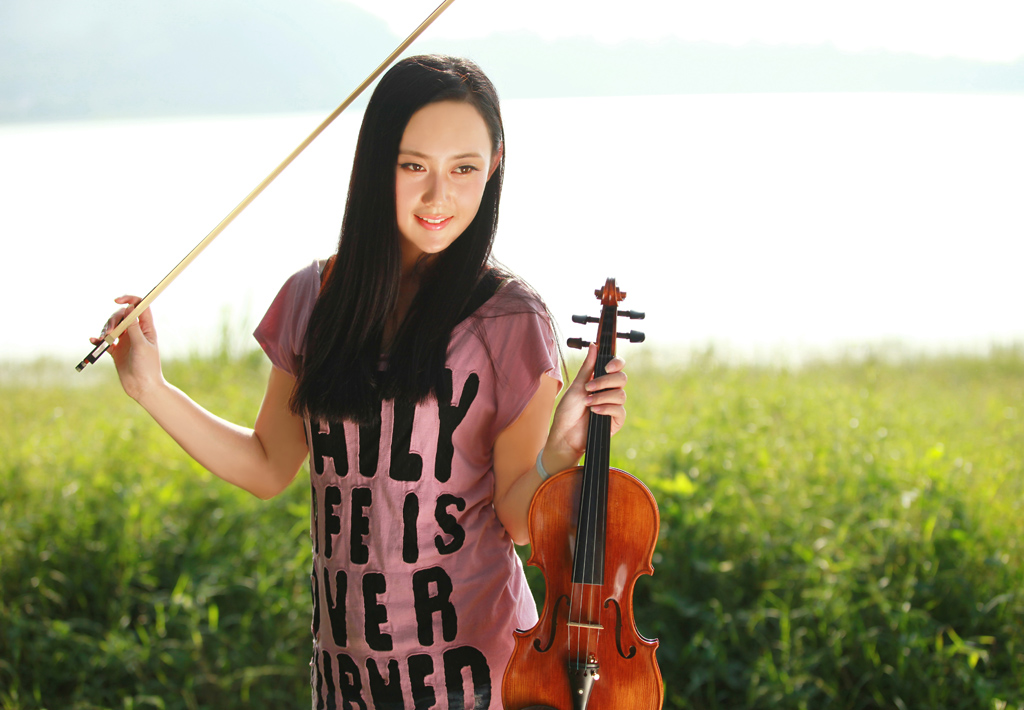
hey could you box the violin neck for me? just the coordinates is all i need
[572,301,617,585]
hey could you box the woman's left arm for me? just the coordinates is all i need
[492,344,627,545]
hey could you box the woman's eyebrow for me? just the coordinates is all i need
[398,149,485,160]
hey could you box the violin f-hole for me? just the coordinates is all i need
[604,597,638,660]
[533,594,570,653]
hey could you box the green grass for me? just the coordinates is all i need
[2,347,1023,709]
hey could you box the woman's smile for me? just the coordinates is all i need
[415,214,454,230]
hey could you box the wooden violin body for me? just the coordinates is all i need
[503,466,663,709]
[503,278,663,710]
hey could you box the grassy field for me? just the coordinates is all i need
[1,346,1022,709]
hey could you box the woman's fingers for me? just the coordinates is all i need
[587,386,627,406]
[90,296,148,340]
[582,354,627,432]
[584,356,627,393]
[586,388,626,420]
[568,343,598,389]
[603,355,626,373]
[546,346,630,460]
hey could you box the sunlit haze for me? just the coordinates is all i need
[348,0,1024,62]
[2,0,1022,362]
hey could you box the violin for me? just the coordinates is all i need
[502,279,663,709]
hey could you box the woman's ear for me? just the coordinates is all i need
[488,141,504,179]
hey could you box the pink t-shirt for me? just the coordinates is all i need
[254,260,561,710]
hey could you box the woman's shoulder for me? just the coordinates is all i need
[474,274,548,320]
[263,258,327,325]
[455,274,556,359]
[254,258,325,375]
[275,259,324,300]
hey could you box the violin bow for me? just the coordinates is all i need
[76,0,457,372]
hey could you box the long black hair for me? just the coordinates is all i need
[291,55,507,424]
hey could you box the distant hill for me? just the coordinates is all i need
[0,0,393,121]
[3,0,1022,123]
[435,34,1024,99]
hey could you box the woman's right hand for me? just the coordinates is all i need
[90,295,164,401]
[89,296,306,500]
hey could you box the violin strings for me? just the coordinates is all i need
[592,306,615,662]
[569,404,599,664]
[569,351,601,665]
[590,390,609,662]
[590,307,615,665]
[569,299,616,671]
[587,405,603,664]
[585,306,614,668]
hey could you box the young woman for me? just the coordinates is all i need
[94,55,627,709]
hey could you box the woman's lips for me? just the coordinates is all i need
[415,214,453,230]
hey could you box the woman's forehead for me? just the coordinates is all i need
[399,101,493,158]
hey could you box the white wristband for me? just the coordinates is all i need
[536,449,552,481]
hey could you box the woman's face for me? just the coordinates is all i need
[394,100,500,273]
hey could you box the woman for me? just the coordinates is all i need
[95,55,627,709]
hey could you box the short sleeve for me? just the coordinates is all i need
[253,261,321,376]
[481,290,562,437]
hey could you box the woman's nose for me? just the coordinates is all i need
[423,173,449,204]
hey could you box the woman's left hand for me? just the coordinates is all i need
[543,343,627,472]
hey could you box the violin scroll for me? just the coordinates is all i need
[567,279,646,351]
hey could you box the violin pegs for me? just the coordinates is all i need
[618,309,645,320]
[617,330,645,343]
[572,315,600,324]
[567,337,592,350]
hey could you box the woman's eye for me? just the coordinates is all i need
[455,165,479,174]
[400,163,425,172]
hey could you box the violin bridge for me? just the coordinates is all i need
[567,621,604,631]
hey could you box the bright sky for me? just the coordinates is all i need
[347,0,1024,62]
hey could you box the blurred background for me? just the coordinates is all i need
[2,0,1022,365]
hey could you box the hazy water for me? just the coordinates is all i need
[2,93,1022,366]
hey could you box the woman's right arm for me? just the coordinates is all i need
[97,295,308,500]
